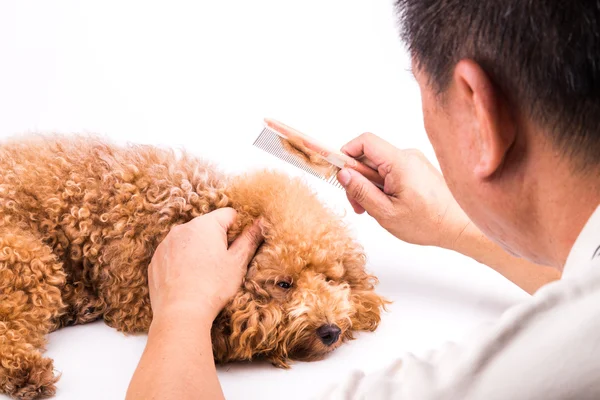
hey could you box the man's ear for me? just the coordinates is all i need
[453,59,516,179]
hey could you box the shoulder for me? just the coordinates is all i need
[317,270,600,400]
[460,269,600,399]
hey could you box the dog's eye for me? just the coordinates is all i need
[277,281,292,289]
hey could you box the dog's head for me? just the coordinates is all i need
[214,171,388,367]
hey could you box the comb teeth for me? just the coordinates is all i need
[253,127,343,189]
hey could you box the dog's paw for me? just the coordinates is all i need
[2,354,59,400]
[269,358,291,369]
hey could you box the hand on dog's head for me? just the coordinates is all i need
[212,203,387,368]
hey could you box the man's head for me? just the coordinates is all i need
[396,0,600,265]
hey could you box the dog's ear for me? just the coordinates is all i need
[342,247,389,332]
[215,283,285,362]
[349,286,388,332]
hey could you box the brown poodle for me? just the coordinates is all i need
[0,134,387,399]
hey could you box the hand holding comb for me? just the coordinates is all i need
[253,118,385,190]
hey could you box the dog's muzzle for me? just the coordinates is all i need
[316,324,341,346]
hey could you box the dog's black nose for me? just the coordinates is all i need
[316,324,342,346]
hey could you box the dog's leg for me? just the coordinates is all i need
[58,282,104,328]
[0,228,67,399]
[98,238,154,334]
[101,283,153,334]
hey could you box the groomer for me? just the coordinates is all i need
[126,1,600,398]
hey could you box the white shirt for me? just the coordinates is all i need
[319,206,600,399]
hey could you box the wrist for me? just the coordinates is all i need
[148,313,214,349]
[436,202,479,252]
[151,303,215,333]
[439,216,483,256]
[447,220,502,269]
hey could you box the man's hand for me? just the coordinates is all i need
[128,209,262,400]
[337,132,470,249]
[336,132,560,295]
[148,208,263,323]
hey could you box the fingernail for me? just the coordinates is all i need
[337,169,351,187]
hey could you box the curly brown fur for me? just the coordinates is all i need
[278,136,339,179]
[0,134,388,399]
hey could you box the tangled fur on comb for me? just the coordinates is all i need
[0,134,388,399]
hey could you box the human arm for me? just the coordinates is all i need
[128,311,221,400]
[452,221,560,295]
[125,208,263,400]
[337,133,560,295]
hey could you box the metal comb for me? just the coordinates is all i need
[253,118,385,190]
[253,126,344,189]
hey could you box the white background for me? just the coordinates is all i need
[0,1,529,399]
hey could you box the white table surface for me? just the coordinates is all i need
[0,1,530,399]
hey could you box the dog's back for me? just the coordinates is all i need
[0,134,238,398]
[1,134,229,260]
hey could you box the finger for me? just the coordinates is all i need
[203,207,238,232]
[346,192,366,214]
[341,133,398,168]
[338,168,392,217]
[356,154,378,170]
[229,219,264,267]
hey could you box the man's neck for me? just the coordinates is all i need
[531,157,600,269]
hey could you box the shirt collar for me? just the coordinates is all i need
[562,205,600,278]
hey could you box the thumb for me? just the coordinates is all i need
[337,168,392,217]
[229,219,264,267]
[206,207,238,232]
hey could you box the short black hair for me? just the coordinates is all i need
[396,0,600,166]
